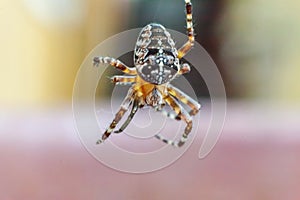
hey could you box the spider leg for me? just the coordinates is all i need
[155,95,192,147]
[155,106,181,121]
[93,56,137,75]
[178,0,195,59]
[167,84,201,116]
[114,99,139,134]
[96,89,133,144]
[111,75,136,86]
[178,63,191,75]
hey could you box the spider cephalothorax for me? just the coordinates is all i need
[93,0,200,147]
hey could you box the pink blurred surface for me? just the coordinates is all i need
[1,102,300,200]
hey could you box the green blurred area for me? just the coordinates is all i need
[0,0,299,106]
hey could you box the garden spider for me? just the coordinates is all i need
[93,0,200,147]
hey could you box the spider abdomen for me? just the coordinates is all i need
[134,23,180,85]
[135,23,175,51]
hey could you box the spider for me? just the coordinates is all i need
[93,0,201,147]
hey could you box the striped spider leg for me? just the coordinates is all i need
[154,85,201,147]
[96,88,134,144]
[178,0,195,59]
[113,99,139,134]
[167,84,201,116]
[155,94,193,147]
[93,57,138,143]
[93,56,137,75]
[111,75,136,86]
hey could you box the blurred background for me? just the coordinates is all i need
[1,0,300,199]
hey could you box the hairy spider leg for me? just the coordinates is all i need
[93,56,137,75]
[178,63,191,75]
[96,89,133,144]
[155,94,192,147]
[178,0,195,59]
[155,102,181,121]
[110,75,136,86]
[158,108,181,121]
[114,99,139,133]
[167,84,201,116]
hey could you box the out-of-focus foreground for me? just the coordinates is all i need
[1,0,300,199]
